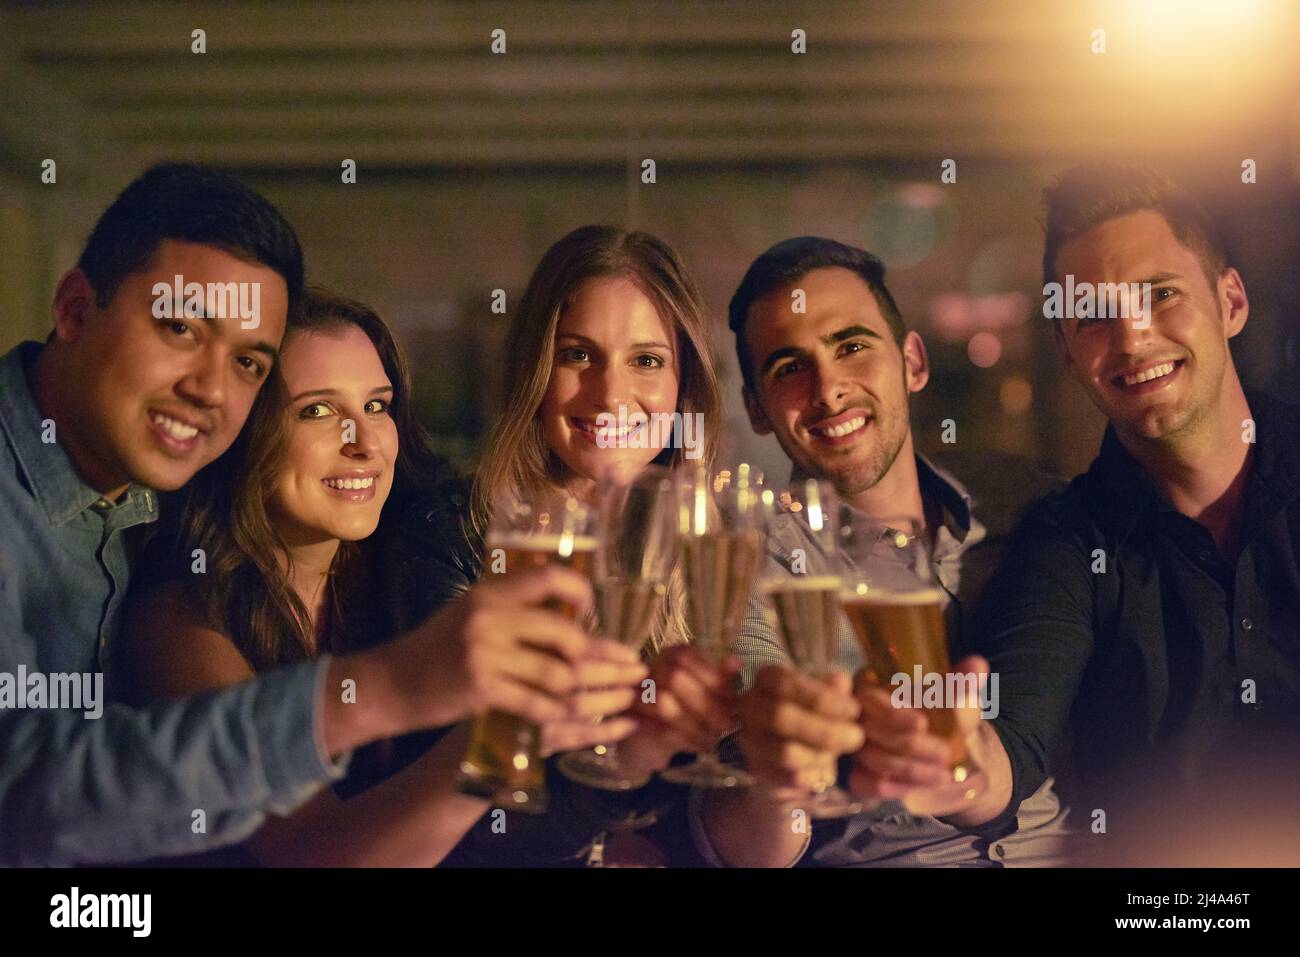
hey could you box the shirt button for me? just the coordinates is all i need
[1198,550,1212,563]
[994,844,1006,858]
[1241,618,1254,632]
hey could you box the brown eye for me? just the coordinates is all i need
[236,356,266,378]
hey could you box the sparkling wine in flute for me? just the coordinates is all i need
[457,532,595,811]
[596,577,664,650]
[762,573,862,817]
[841,586,971,773]
[682,530,764,661]
[762,575,845,675]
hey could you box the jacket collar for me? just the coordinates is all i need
[1083,387,1300,540]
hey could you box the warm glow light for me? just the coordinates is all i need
[1100,0,1291,100]
[1000,376,1034,417]
[1118,0,1278,38]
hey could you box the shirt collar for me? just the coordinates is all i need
[1084,424,1166,539]
[787,452,978,546]
[1085,388,1300,539]
[1241,388,1300,513]
[0,341,159,528]
[915,453,976,543]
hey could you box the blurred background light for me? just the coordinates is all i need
[967,331,1002,368]
[999,375,1034,417]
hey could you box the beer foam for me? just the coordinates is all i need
[761,575,843,592]
[486,532,597,553]
[840,585,945,604]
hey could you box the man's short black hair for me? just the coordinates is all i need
[76,162,304,310]
[1041,162,1228,294]
[727,236,906,392]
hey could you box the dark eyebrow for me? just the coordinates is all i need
[759,346,806,377]
[249,341,279,362]
[759,325,883,377]
[291,385,393,402]
[822,325,883,346]
[555,334,673,352]
[186,312,280,363]
[1137,272,1182,286]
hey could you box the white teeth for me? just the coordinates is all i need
[1121,362,1176,386]
[323,477,375,490]
[575,419,637,439]
[820,416,867,438]
[150,412,199,440]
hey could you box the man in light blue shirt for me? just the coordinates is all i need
[0,164,602,865]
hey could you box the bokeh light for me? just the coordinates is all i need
[967,331,1002,368]
[999,375,1034,416]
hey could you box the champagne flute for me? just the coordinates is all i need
[558,466,678,791]
[454,490,597,813]
[836,515,979,785]
[660,464,770,788]
[760,478,863,817]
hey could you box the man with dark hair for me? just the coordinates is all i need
[692,236,1069,866]
[1040,162,1228,300]
[848,163,1300,850]
[76,162,307,310]
[0,164,616,865]
[728,237,909,387]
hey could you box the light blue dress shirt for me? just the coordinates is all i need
[0,341,346,865]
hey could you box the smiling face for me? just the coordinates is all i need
[1052,209,1248,444]
[266,325,398,547]
[742,267,927,497]
[53,239,288,496]
[538,275,681,491]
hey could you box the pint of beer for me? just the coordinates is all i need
[455,514,596,812]
[840,585,971,774]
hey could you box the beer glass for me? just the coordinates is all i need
[660,464,770,788]
[558,467,678,791]
[837,517,977,783]
[454,491,596,812]
[759,478,862,817]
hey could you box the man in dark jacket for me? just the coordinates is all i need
[849,163,1300,858]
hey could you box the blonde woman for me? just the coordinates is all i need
[440,226,742,865]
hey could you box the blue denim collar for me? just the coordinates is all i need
[0,341,158,529]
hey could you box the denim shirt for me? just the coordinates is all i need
[0,341,345,865]
[699,454,1071,867]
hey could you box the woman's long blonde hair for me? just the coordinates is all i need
[471,225,722,650]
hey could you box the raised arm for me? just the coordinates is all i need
[0,563,340,865]
[847,503,1097,828]
[0,561,605,865]
[121,576,645,867]
[695,591,864,868]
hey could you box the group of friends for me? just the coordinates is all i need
[2,160,1297,867]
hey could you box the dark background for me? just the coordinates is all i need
[2,0,1296,481]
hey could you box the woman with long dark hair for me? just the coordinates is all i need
[117,289,644,866]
